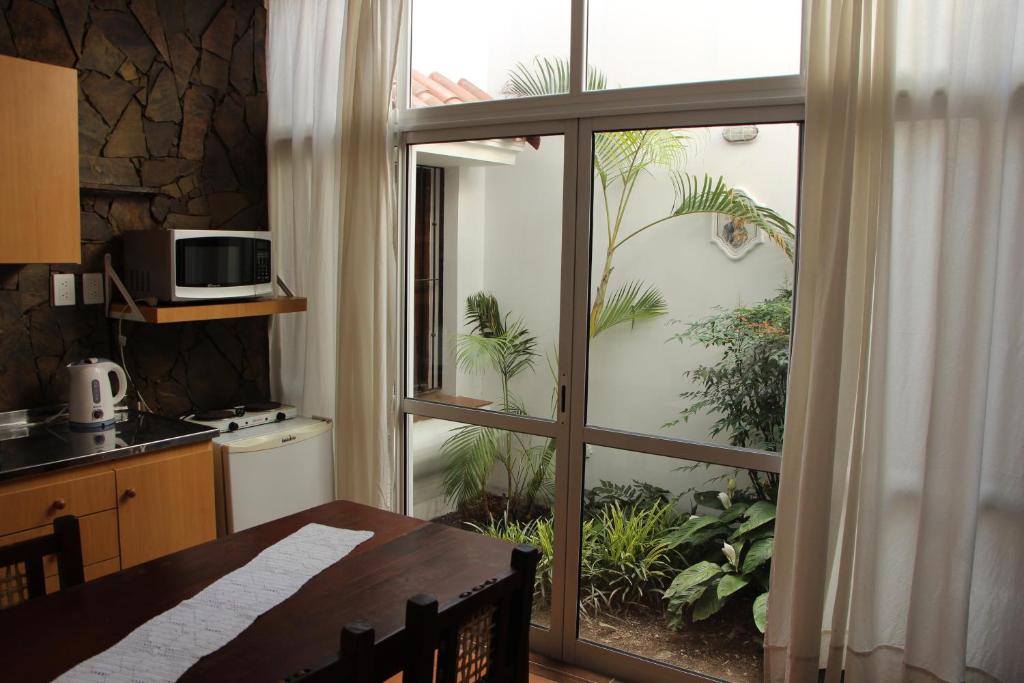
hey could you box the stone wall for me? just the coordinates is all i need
[0,0,270,415]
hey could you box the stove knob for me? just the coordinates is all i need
[228,421,239,432]
[276,412,286,422]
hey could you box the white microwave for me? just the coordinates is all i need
[123,229,273,302]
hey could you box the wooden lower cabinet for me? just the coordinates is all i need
[114,443,217,568]
[0,440,216,598]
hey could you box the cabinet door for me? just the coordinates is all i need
[0,54,79,264]
[115,444,216,568]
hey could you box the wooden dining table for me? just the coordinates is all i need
[0,500,521,682]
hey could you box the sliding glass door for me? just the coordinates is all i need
[400,110,800,682]
[562,117,799,682]
[402,122,578,656]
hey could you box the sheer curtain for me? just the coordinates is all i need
[767,1,1024,682]
[267,0,405,509]
[267,0,345,421]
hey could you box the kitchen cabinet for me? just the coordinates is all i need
[114,442,216,568]
[0,54,80,264]
[0,441,216,600]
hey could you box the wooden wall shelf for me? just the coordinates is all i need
[80,183,162,196]
[108,296,307,324]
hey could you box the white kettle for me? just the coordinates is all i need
[67,358,128,430]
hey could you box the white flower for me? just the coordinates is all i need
[717,491,733,509]
[722,542,738,568]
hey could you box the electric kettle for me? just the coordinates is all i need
[67,358,128,431]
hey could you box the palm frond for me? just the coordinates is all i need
[464,292,504,337]
[502,56,607,98]
[523,441,556,504]
[591,280,668,337]
[594,129,687,189]
[440,424,499,507]
[455,333,504,374]
[667,173,796,259]
[497,319,538,379]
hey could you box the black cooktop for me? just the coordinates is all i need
[0,408,219,482]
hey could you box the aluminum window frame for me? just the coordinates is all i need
[395,1,808,677]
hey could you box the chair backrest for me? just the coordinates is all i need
[0,515,84,609]
[290,543,539,683]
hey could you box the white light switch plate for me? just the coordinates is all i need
[51,273,76,306]
[82,272,104,305]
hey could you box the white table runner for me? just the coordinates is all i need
[56,523,374,683]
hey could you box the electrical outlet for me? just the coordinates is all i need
[82,272,104,305]
[51,273,76,306]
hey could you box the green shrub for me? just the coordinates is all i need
[668,288,792,457]
[470,514,554,606]
[663,487,775,633]
[579,501,679,616]
[583,479,678,519]
[473,499,682,619]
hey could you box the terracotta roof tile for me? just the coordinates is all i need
[411,70,494,107]
[405,70,540,150]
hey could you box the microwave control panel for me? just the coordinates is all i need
[256,240,271,283]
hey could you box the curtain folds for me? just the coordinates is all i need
[334,0,404,510]
[267,0,405,510]
[767,1,1024,682]
[267,0,346,421]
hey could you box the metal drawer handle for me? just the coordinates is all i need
[123,488,137,500]
[52,498,67,510]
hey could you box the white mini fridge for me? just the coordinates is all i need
[213,417,335,534]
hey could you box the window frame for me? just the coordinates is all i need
[394,1,808,678]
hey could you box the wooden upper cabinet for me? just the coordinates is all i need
[0,54,80,264]
[114,442,217,568]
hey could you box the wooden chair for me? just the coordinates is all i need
[0,515,84,609]
[290,544,539,683]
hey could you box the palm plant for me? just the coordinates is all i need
[504,57,796,338]
[441,293,555,516]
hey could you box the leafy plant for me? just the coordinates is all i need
[471,513,555,607]
[441,293,554,516]
[663,492,776,633]
[504,57,796,338]
[668,288,792,478]
[474,498,682,619]
[583,479,677,519]
[579,501,679,617]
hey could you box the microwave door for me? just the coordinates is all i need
[173,236,271,301]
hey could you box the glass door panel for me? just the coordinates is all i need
[585,123,800,449]
[407,135,565,420]
[404,128,571,649]
[406,415,556,628]
[578,445,778,682]
[568,120,799,682]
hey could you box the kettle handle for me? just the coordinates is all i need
[109,365,128,406]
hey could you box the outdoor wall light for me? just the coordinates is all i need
[722,125,759,143]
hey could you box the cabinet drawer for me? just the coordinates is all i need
[0,509,119,576]
[0,471,116,536]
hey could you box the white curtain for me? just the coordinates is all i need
[767,1,1024,682]
[267,0,346,421]
[267,0,404,509]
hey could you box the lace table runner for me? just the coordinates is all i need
[56,523,374,683]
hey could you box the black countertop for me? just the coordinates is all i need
[0,408,219,482]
